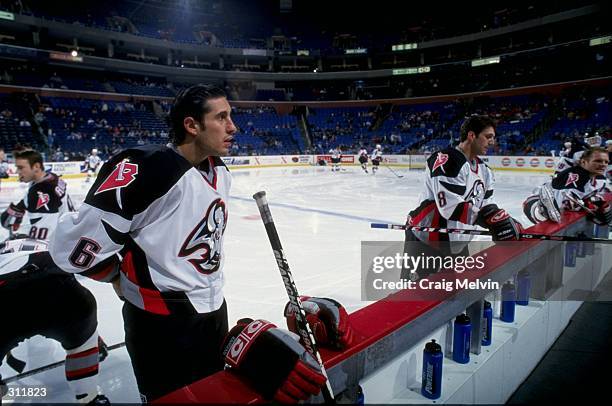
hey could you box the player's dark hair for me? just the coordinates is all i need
[581,146,607,161]
[459,115,496,142]
[14,149,44,171]
[168,84,227,145]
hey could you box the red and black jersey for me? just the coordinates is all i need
[10,172,74,240]
[548,165,607,210]
[50,144,231,315]
[408,147,496,242]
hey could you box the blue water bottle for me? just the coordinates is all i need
[564,242,577,267]
[452,314,471,364]
[482,300,493,346]
[421,339,443,399]
[501,281,516,322]
[516,271,531,306]
[356,385,364,405]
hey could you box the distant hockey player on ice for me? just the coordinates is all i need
[358,147,369,173]
[523,146,610,225]
[371,144,383,174]
[84,149,102,183]
[329,147,341,172]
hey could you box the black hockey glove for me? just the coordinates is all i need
[284,296,354,351]
[222,318,327,403]
[1,203,25,231]
[476,204,523,241]
[587,200,612,225]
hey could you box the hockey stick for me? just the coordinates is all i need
[3,341,123,384]
[253,191,335,404]
[370,223,612,243]
[383,163,404,178]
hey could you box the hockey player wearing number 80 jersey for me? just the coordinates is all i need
[402,115,522,280]
[0,149,74,240]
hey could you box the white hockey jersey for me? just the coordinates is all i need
[50,144,231,315]
[329,149,340,159]
[548,165,607,211]
[371,149,383,162]
[408,148,496,242]
[6,173,74,240]
[85,155,102,171]
[358,149,368,158]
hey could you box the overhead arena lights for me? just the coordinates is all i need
[590,36,611,46]
[392,66,431,75]
[471,56,500,67]
[392,43,418,51]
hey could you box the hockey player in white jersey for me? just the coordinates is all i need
[84,149,102,183]
[358,147,369,173]
[371,144,383,174]
[0,239,109,405]
[1,149,74,240]
[523,146,611,225]
[329,147,341,172]
[402,115,522,280]
[49,84,327,403]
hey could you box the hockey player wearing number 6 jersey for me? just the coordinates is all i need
[402,115,522,280]
[49,84,328,403]
[0,149,74,240]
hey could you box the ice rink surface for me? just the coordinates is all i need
[0,165,552,402]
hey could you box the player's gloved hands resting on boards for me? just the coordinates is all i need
[1,203,25,231]
[587,199,612,225]
[222,318,327,403]
[284,296,354,350]
[476,204,523,241]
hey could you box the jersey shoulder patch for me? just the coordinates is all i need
[427,148,466,178]
[551,166,589,191]
[86,145,193,217]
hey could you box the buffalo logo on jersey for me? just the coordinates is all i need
[565,173,579,188]
[179,199,227,275]
[35,191,50,210]
[465,180,486,204]
[95,160,139,195]
[432,152,449,173]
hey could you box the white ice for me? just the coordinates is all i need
[0,165,551,403]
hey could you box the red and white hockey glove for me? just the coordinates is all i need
[586,199,612,225]
[0,203,25,231]
[222,318,327,403]
[284,296,354,351]
[476,204,523,241]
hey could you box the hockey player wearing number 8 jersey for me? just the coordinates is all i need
[0,149,74,240]
[402,115,522,280]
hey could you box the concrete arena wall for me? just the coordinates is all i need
[0,155,556,183]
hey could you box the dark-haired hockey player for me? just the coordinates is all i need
[1,149,74,240]
[523,146,610,225]
[402,115,522,280]
[358,147,369,173]
[0,239,109,405]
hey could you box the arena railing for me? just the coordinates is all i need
[1,76,610,109]
[154,209,612,403]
